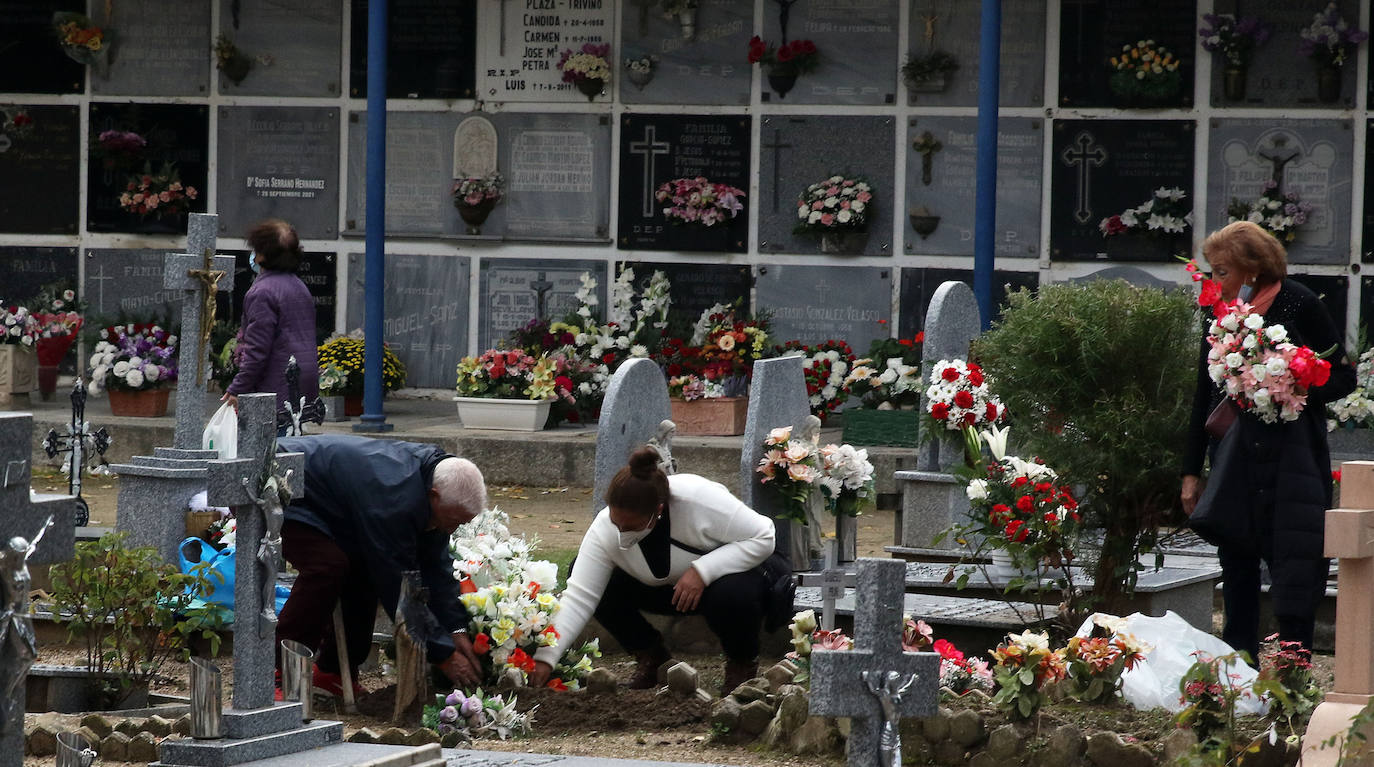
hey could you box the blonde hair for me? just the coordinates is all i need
[1203,221,1287,286]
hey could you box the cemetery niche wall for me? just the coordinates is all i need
[218,0,344,97]
[0,105,80,235]
[755,264,892,357]
[346,252,469,390]
[618,0,753,106]
[86,102,209,235]
[758,0,899,105]
[0,0,85,94]
[349,0,476,99]
[1058,0,1196,109]
[904,0,1046,108]
[476,0,615,102]
[477,259,607,351]
[216,106,340,239]
[90,0,210,97]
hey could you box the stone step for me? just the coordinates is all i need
[187,742,440,767]
[152,719,342,767]
[439,747,752,766]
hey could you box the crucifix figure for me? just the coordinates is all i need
[186,247,228,384]
[864,670,919,767]
[0,517,51,742]
[1060,131,1107,224]
[248,450,292,640]
[1258,135,1301,193]
[762,127,793,213]
[530,271,555,319]
[277,356,325,437]
[773,0,799,44]
[42,379,110,527]
[913,131,943,186]
[629,125,671,218]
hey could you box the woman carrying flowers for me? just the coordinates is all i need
[1180,221,1355,662]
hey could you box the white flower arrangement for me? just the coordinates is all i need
[0,303,39,347]
[817,443,875,517]
[1099,187,1192,237]
[924,358,1005,432]
[1328,347,1374,430]
[794,175,874,234]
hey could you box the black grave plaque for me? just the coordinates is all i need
[477,259,607,351]
[86,103,208,235]
[622,261,752,328]
[222,249,338,345]
[617,114,750,253]
[1362,121,1374,263]
[755,265,891,354]
[217,106,340,239]
[476,0,615,102]
[0,0,85,94]
[91,0,210,97]
[346,253,470,389]
[1058,0,1196,109]
[1207,119,1353,266]
[1208,0,1362,109]
[905,0,1046,107]
[760,0,899,106]
[757,116,895,256]
[897,268,1039,339]
[84,249,183,323]
[1287,274,1347,340]
[619,0,753,106]
[0,105,80,235]
[349,0,475,99]
[0,247,79,304]
[1050,119,1194,262]
[219,0,343,97]
[905,116,1042,258]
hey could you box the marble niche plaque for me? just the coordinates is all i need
[757,116,895,256]
[346,253,470,389]
[622,262,752,326]
[0,247,78,304]
[84,249,183,322]
[1208,0,1362,109]
[349,0,475,98]
[217,106,340,239]
[223,250,338,345]
[617,114,751,253]
[1058,0,1196,109]
[91,0,210,97]
[0,105,80,235]
[1207,119,1353,266]
[755,265,891,355]
[0,0,84,94]
[86,102,209,235]
[905,0,1046,107]
[619,0,753,106]
[898,268,1039,339]
[476,259,607,351]
[476,0,615,102]
[1050,119,1194,262]
[346,111,451,236]
[759,0,899,105]
[905,116,1042,259]
[218,0,343,96]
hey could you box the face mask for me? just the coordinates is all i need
[616,512,659,551]
[1238,284,1253,302]
[249,257,262,274]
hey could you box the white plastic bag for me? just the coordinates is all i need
[202,402,238,459]
[1074,610,1267,715]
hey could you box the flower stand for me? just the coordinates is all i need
[669,396,747,436]
[108,388,171,417]
[1222,66,1248,102]
[766,71,797,99]
[841,408,920,448]
[818,230,868,255]
[575,77,605,101]
[1316,65,1341,103]
[0,345,37,407]
[455,396,552,431]
[457,199,496,235]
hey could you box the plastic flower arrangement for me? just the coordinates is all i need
[794,175,873,235]
[659,302,769,393]
[52,12,110,69]
[1107,39,1182,102]
[776,339,855,422]
[422,688,531,741]
[990,630,1067,720]
[755,426,819,524]
[746,36,821,75]
[94,129,147,172]
[1199,14,1273,68]
[844,333,925,410]
[924,358,1005,434]
[1061,629,1147,704]
[1226,180,1313,244]
[32,283,85,367]
[452,172,505,207]
[86,323,179,395]
[316,332,406,396]
[450,507,601,689]
[1098,187,1192,237]
[558,43,612,97]
[1298,3,1368,69]
[119,161,199,219]
[455,349,567,401]
[560,269,671,394]
[623,54,658,89]
[0,303,40,348]
[817,443,874,518]
[1328,347,1374,430]
[792,611,989,692]
[901,50,958,85]
[667,374,724,402]
[655,177,745,227]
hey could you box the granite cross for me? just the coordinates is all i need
[206,393,304,711]
[819,539,846,631]
[629,125,671,218]
[1060,131,1107,224]
[165,213,234,450]
[810,558,938,767]
[0,413,75,565]
[42,379,109,527]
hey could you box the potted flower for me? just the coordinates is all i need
[901,50,958,98]
[1107,39,1183,107]
[661,0,699,40]
[656,176,745,227]
[1298,3,1368,103]
[623,54,658,90]
[558,43,612,101]
[454,349,572,431]
[841,333,924,447]
[775,339,855,423]
[1098,186,1192,256]
[0,302,39,406]
[1198,14,1272,102]
[118,161,199,220]
[32,282,85,400]
[451,171,504,235]
[794,174,874,254]
[86,323,179,417]
[746,36,820,99]
[52,12,112,77]
[316,332,407,417]
[657,303,768,436]
[1226,180,1313,244]
[213,34,255,86]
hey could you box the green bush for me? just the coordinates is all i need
[971,280,1198,612]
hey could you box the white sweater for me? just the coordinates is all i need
[533,473,775,667]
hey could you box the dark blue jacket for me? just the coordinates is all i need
[277,435,468,663]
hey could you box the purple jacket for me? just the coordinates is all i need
[227,271,319,409]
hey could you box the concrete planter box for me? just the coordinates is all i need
[27,664,150,713]
[0,343,36,406]
[669,396,747,436]
[454,396,552,431]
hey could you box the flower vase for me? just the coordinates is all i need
[627,68,655,90]
[988,550,1019,580]
[37,365,59,401]
[818,230,868,255]
[343,394,363,417]
[220,52,252,86]
[0,345,36,407]
[1222,66,1247,102]
[575,77,605,101]
[677,8,697,39]
[108,388,170,417]
[1316,65,1342,103]
[767,67,798,99]
[457,198,496,235]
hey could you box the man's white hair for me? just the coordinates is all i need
[432,457,487,515]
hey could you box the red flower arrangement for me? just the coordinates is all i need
[746,36,821,73]
[776,339,856,422]
[119,161,199,219]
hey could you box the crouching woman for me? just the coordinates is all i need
[528,446,776,694]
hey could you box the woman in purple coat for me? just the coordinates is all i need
[223,219,319,419]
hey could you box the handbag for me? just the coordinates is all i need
[670,537,796,633]
[1204,397,1239,440]
[1187,423,1252,548]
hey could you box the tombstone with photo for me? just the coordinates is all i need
[349,0,475,99]
[1050,119,1194,262]
[623,262,752,329]
[905,116,1042,259]
[0,105,80,235]
[758,0,899,106]
[83,249,183,323]
[87,103,209,235]
[755,265,891,356]
[222,250,338,346]
[477,260,606,351]
[217,106,340,239]
[1207,119,1353,266]
[345,253,469,389]
[91,0,210,97]
[0,248,79,305]
[0,0,84,94]
[619,0,753,106]
[1058,0,1195,109]
[905,0,1046,107]
[897,268,1039,340]
[218,0,343,97]
[617,114,751,253]
[1207,0,1362,109]
[475,0,615,102]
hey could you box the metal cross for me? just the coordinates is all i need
[277,356,325,436]
[773,0,799,43]
[913,130,943,186]
[629,125,671,218]
[42,380,109,528]
[761,127,793,213]
[185,247,228,384]
[1060,131,1107,224]
[1258,135,1301,192]
[530,272,555,319]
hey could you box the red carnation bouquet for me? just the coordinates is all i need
[923,358,1005,433]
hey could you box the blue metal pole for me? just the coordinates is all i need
[356,0,392,432]
[972,0,1001,330]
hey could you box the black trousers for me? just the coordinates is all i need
[1219,535,1328,663]
[591,566,768,663]
[277,520,378,674]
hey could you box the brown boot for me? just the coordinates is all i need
[721,658,758,696]
[626,643,671,689]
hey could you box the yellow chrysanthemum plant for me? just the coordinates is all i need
[316,332,407,397]
[1107,39,1183,104]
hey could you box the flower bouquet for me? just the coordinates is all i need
[776,339,855,422]
[119,161,199,220]
[1098,187,1191,237]
[1226,180,1313,244]
[1203,301,1331,425]
[655,177,745,227]
[1061,631,1146,704]
[1298,3,1368,70]
[623,55,658,89]
[817,442,874,518]
[1328,347,1374,430]
[924,358,1005,434]
[87,323,178,395]
[1107,39,1183,105]
[316,332,407,397]
[213,34,255,85]
[423,688,532,742]
[845,333,925,410]
[455,349,568,401]
[901,50,958,93]
[755,426,819,524]
[1,107,34,140]
[0,304,40,348]
[30,283,84,396]
[989,630,1067,720]
[93,129,147,172]
[452,171,505,235]
[558,43,611,100]
[1199,14,1272,69]
[657,305,766,436]
[52,12,112,75]
[747,36,820,99]
[794,175,873,253]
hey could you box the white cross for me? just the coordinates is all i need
[1060,131,1107,224]
[629,125,671,218]
[87,264,114,316]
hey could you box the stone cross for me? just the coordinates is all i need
[206,393,304,711]
[42,379,110,528]
[820,539,846,630]
[739,356,812,568]
[917,281,982,473]
[592,358,671,513]
[629,125,671,218]
[1060,131,1107,224]
[1301,461,1374,765]
[0,413,75,565]
[912,131,943,186]
[810,558,938,767]
[165,213,234,450]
